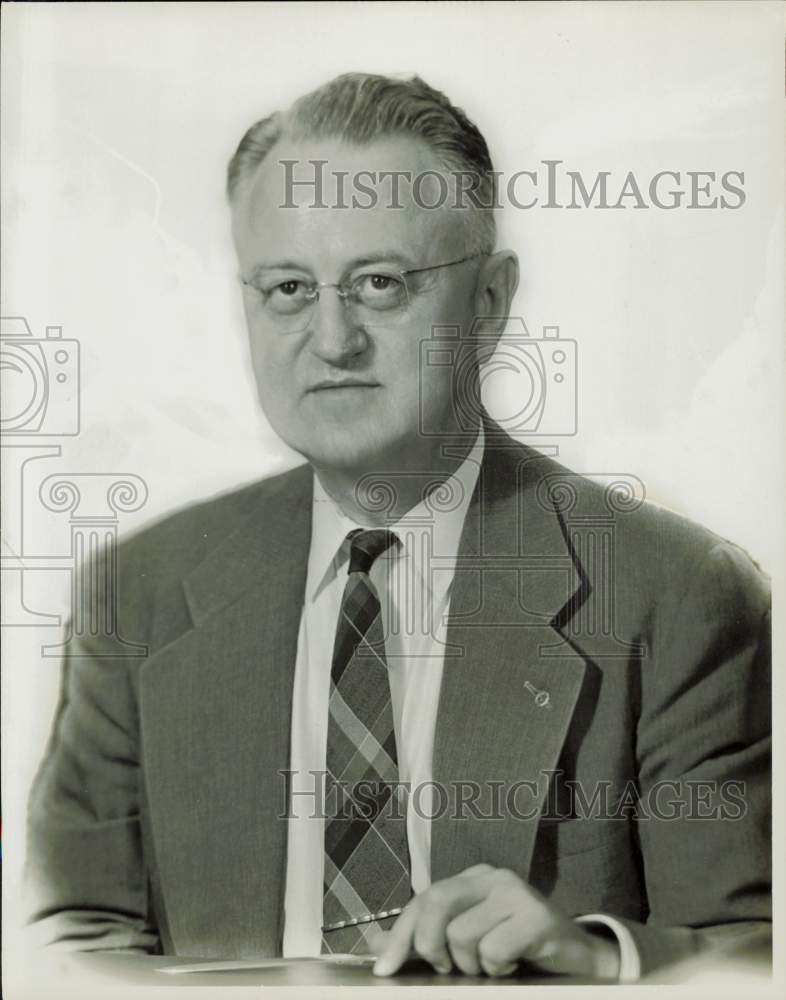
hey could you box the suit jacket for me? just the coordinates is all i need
[26,426,772,975]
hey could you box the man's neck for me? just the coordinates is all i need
[312,432,480,527]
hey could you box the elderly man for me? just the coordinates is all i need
[26,73,771,982]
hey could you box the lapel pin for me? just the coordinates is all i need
[524,680,551,709]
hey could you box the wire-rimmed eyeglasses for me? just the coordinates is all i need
[239,252,487,333]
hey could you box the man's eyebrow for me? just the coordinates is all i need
[347,251,418,269]
[249,250,418,276]
[249,259,312,275]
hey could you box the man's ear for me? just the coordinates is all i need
[471,250,520,360]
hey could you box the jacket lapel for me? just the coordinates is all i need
[139,465,312,958]
[431,436,587,883]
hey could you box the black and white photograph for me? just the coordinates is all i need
[1,2,783,996]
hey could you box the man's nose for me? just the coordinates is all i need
[307,289,367,365]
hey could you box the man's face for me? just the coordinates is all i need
[232,135,485,473]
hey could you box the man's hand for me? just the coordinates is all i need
[371,864,620,979]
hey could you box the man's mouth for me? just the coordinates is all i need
[307,379,381,392]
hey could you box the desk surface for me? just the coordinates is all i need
[72,951,588,987]
[14,931,771,992]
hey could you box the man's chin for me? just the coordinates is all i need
[283,426,403,477]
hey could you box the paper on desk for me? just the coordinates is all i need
[158,954,377,974]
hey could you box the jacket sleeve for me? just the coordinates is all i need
[25,607,160,953]
[604,539,772,976]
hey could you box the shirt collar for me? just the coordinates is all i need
[307,425,485,603]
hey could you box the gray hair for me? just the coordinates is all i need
[226,72,497,253]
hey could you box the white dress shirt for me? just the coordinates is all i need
[281,425,639,980]
[283,427,484,957]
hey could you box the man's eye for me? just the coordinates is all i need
[262,279,311,316]
[358,273,402,293]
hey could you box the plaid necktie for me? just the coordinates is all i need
[321,528,412,954]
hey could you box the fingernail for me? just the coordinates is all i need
[435,961,452,975]
[373,959,393,976]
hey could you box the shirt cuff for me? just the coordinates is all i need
[575,913,642,982]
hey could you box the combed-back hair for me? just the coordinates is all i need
[227,73,497,253]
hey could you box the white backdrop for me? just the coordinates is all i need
[2,0,784,955]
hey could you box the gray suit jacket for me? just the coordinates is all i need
[26,427,771,975]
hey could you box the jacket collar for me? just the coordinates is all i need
[181,422,582,630]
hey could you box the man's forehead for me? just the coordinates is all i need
[232,134,467,266]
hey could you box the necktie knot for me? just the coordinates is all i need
[347,529,397,575]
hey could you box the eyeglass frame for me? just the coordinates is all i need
[238,251,488,319]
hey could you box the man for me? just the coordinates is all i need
[26,74,771,981]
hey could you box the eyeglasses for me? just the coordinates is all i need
[239,252,487,333]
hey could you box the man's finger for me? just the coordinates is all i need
[477,910,599,977]
[372,901,420,976]
[460,863,496,877]
[476,913,538,976]
[444,886,522,975]
[373,870,494,976]
[364,925,389,957]
[411,873,498,974]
